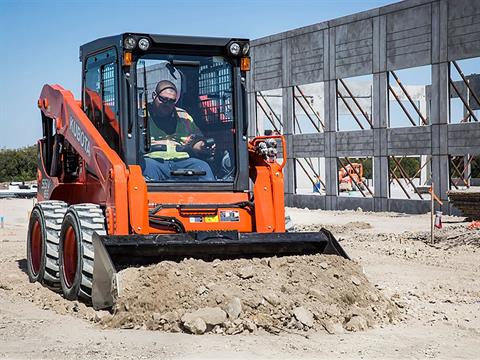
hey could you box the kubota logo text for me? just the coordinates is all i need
[70,116,91,157]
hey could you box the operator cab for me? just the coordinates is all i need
[80,33,250,191]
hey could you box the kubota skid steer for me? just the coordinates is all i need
[27,33,348,310]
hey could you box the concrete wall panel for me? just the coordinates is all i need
[337,196,375,211]
[334,19,373,78]
[447,0,480,60]
[336,130,374,157]
[288,30,325,86]
[386,3,432,70]
[448,122,480,154]
[387,127,432,155]
[287,194,326,210]
[252,41,283,91]
[292,133,326,158]
[388,198,431,213]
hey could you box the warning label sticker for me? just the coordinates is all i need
[220,210,240,222]
[204,215,219,223]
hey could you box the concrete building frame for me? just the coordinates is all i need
[247,0,480,214]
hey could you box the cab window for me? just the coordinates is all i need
[83,49,120,152]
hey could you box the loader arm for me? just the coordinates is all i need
[248,135,287,233]
[38,84,129,235]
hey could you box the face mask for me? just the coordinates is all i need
[157,102,175,115]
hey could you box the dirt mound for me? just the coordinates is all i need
[410,225,480,249]
[294,221,372,235]
[104,254,398,335]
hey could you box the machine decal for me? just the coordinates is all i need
[204,215,219,223]
[220,210,240,222]
[70,116,91,158]
[39,178,53,199]
[189,216,203,223]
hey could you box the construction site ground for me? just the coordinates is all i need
[0,198,479,359]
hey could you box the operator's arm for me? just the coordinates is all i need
[178,109,205,149]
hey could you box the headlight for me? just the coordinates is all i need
[138,38,150,51]
[229,42,241,56]
[124,36,137,50]
[242,43,250,55]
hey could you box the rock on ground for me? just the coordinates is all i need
[183,317,207,335]
[293,307,314,328]
[181,307,227,326]
[225,297,242,319]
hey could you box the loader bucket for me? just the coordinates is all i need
[91,229,348,310]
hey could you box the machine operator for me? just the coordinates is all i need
[142,80,215,181]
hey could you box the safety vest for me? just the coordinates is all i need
[147,107,202,160]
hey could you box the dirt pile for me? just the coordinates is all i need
[104,254,398,335]
[294,221,372,235]
[407,225,480,249]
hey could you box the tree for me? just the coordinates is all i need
[389,157,420,178]
[0,145,37,182]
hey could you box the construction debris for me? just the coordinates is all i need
[448,189,480,220]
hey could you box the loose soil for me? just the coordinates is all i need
[108,254,397,334]
[0,199,479,359]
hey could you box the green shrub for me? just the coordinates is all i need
[0,145,37,182]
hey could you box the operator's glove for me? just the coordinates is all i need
[184,135,216,160]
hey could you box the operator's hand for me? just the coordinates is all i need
[185,135,216,153]
[192,140,205,151]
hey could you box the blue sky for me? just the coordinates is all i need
[0,0,410,148]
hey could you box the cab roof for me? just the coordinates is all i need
[79,33,248,61]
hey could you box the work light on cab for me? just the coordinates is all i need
[229,42,241,56]
[124,36,136,50]
[138,38,150,51]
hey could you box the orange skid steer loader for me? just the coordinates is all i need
[27,33,348,310]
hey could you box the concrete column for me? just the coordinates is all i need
[464,155,472,187]
[247,92,258,137]
[373,72,389,211]
[283,87,295,196]
[419,94,429,185]
[431,62,450,212]
[420,94,431,186]
[324,79,338,210]
[462,105,472,187]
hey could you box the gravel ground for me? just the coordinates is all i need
[0,199,479,359]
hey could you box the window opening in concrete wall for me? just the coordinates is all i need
[388,155,431,200]
[449,155,480,189]
[449,58,480,124]
[293,83,325,134]
[388,65,431,128]
[294,157,326,195]
[336,157,373,197]
[336,75,373,131]
[255,89,283,136]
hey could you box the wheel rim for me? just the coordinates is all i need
[31,220,42,275]
[63,225,78,288]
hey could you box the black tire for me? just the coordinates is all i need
[58,204,106,302]
[26,201,67,286]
